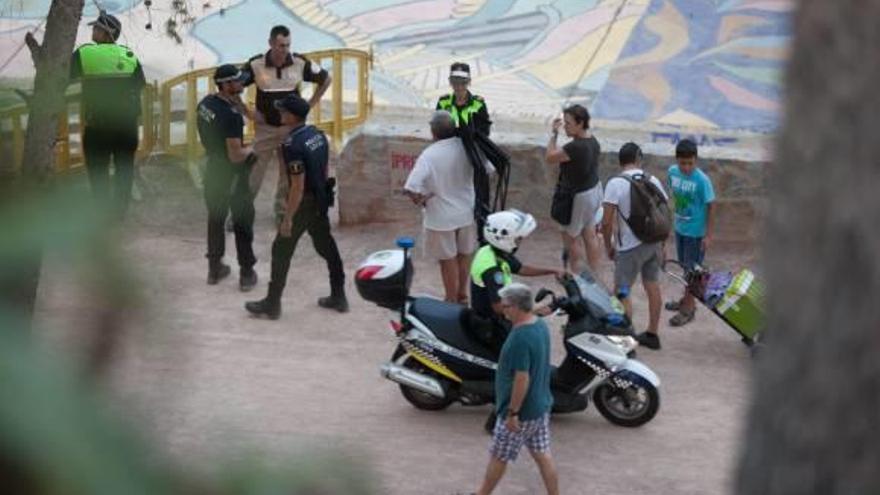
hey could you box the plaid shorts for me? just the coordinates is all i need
[488,414,551,463]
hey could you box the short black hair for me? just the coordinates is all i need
[563,104,590,130]
[270,25,290,39]
[618,142,643,166]
[675,139,698,158]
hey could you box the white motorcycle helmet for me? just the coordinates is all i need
[483,209,537,253]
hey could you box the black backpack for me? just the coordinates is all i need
[617,173,672,244]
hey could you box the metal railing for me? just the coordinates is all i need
[161,48,372,162]
[0,48,372,174]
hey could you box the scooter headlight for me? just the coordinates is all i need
[607,335,638,351]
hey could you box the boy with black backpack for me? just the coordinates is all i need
[601,143,672,350]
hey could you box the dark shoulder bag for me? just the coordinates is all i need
[551,185,576,226]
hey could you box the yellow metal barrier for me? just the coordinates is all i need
[0,84,158,175]
[0,48,371,174]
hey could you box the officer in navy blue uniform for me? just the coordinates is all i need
[245,94,347,320]
[196,64,258,289]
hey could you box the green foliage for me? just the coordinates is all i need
[0,311,172,494]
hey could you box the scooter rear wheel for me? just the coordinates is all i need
[593,382,659,427]
[392,346,454,411]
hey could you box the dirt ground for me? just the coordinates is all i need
[33,163,761,495]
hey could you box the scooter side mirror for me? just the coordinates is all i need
[535,288,554,303]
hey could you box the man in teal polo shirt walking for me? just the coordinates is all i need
[474,283,559,495]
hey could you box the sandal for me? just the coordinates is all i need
[669,309,695,327]
[665,299,683,312]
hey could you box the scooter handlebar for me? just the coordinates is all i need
[535,288,554,304]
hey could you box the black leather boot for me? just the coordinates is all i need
[207,261,231,285]
[246,282,283,319]
[318,286,349,313]
[239,267,258,292]
[244,297,281,320]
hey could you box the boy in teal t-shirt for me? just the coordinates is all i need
[666,139,715,326]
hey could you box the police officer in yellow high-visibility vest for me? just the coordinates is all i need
[470,210,563,350]
[436,62,492,137]
[69,12,146,218]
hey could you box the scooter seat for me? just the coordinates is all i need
[408,297,497,361]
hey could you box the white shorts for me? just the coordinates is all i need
[425,224,478,261]
[560,182,603,237]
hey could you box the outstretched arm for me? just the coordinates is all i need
[519,265,564,278]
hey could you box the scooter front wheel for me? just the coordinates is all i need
[593,381,659,427]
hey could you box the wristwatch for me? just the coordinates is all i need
[508,409,519,418]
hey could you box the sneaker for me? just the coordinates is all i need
[244,298,281,320]
[664,299,682,312]
[239,268,258,292]
[636,331,661,350]
[669,308,695,327]
[318,294,349,313]
[207,262,231,285]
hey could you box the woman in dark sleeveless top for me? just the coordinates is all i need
[544,104,603,275]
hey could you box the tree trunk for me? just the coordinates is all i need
[1,0,85,318]
[23,0,84,183]
[735,1,880,494]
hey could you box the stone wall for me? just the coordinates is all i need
[337,127,769,245]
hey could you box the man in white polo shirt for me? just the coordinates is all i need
[404,110,493,303]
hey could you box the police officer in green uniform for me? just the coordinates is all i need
[436,62,491,137]
[245,94,347,320]
[471,209,563,351]
[69,12,146,218]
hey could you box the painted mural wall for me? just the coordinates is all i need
[0,0,791,133]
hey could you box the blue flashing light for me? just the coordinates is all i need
[396,236,416,249]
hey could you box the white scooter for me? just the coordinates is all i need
[356,238,661,427]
